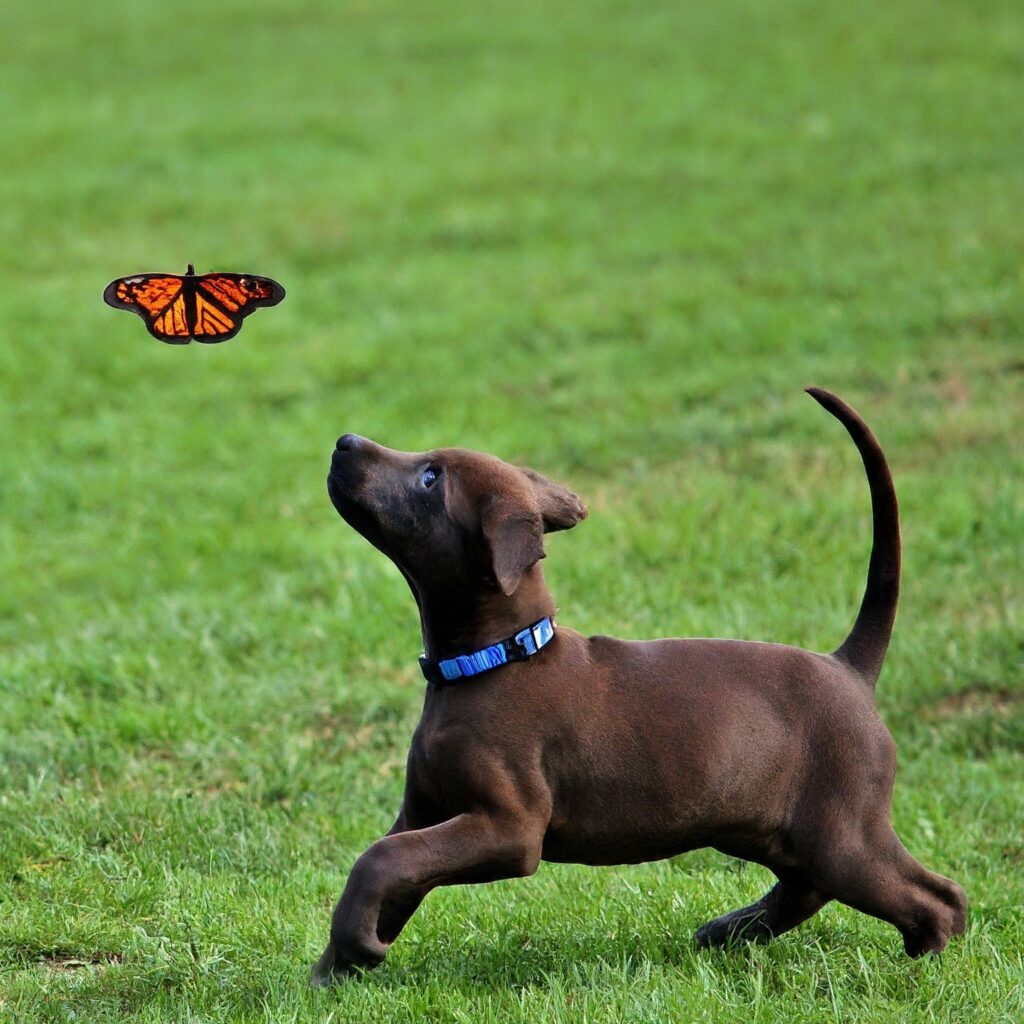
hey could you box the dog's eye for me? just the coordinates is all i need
[420,467,438,489]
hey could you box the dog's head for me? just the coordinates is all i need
[328,434,586,596]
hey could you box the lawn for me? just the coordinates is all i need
[1,0,1022,1020]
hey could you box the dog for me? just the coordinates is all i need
[311,387,966,984]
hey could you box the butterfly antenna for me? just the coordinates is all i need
[186,263,195,275]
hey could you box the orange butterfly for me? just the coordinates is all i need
[103,264,285,344]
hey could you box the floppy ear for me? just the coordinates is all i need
[482,500,546,596]
[522,468,588,534]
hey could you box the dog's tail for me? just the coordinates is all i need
[805,387,900,689]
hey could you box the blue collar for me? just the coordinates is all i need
[419,616,555,685]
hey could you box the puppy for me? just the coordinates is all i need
[311,388,966,984]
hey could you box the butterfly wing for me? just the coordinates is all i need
[192,273,286,344]
[103,274,191,344]
[104,270,285,343]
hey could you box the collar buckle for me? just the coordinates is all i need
[505,617,555,662]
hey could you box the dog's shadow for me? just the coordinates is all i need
[316,919,860,1001]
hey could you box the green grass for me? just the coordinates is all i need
[1,0,1023,1020]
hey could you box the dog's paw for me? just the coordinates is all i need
[695,910,771,948]
[309,965,340,988]
[694,918,732,948]
[309,939,387,986]
[310,954,339,988]
[310,944,355,987]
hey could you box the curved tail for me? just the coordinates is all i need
[806,387,901,688]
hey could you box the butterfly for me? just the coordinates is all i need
[103,264,285,344]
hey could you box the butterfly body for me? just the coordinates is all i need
[104,264,285,343]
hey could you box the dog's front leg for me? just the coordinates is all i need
[310,811,542,985]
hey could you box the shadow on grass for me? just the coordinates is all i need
[309,918,877,999]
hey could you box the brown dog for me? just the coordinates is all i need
[311,388,966,984]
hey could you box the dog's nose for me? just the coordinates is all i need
[336,433,365,452]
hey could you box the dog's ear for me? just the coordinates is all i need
[522,468,588,534]
[482,499,546,596]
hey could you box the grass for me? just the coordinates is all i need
[1,0,1022,1019]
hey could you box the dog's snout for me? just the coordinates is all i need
[336,433,366,452]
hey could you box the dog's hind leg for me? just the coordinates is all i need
[807,827,967,957]
[695,870,830,948]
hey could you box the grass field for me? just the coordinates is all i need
[1,0,1022,1020]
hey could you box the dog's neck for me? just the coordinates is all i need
[410,565,557,663]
